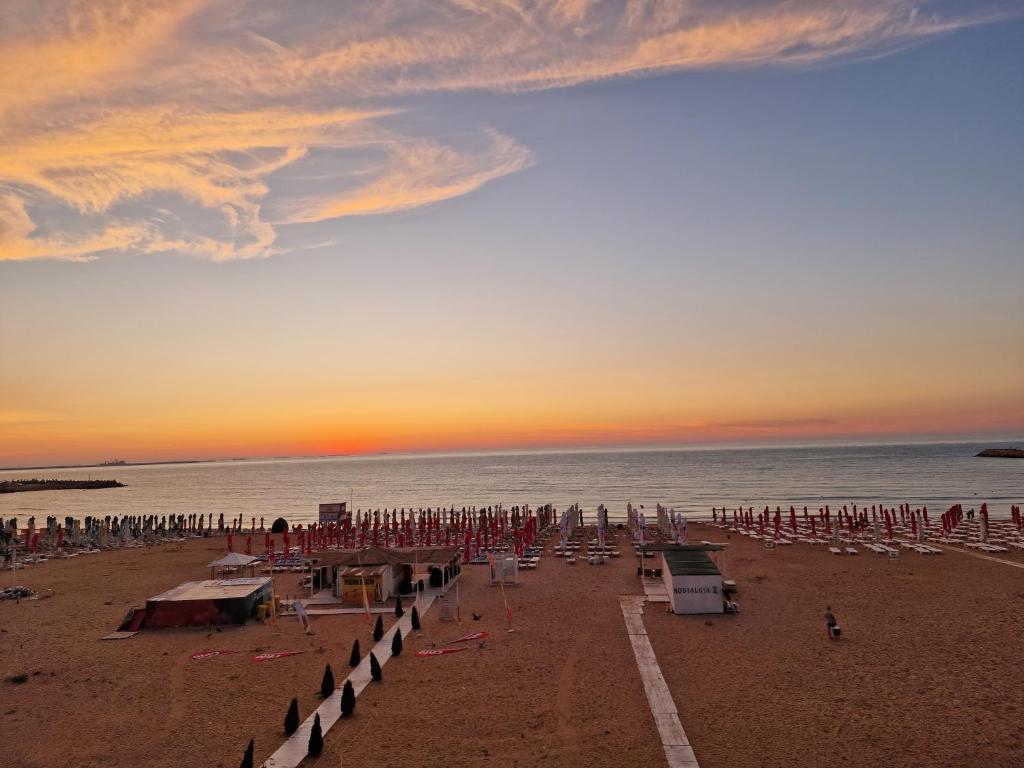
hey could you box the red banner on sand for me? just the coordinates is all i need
[415,648,468,658]
[445,631,489,645]
[191,649,239,660]
[252,650,305,662]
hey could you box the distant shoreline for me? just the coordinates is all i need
[0,459,206,472]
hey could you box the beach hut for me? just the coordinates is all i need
[660,546,723,615]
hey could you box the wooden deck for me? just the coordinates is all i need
[619,596,700,768]
[261,591,439,768]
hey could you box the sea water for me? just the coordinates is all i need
[1,442,1021,525]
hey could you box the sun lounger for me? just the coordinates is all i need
[829,547,842,555]
[845,547,858,555]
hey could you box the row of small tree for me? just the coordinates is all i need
[241,596,421,764]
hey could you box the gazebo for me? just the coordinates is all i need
[208,552,259,579]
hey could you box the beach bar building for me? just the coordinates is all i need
[660,546,723,615]
[145,577,272,628]
[315,546,460,602]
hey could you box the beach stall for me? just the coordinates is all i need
[337,565,392,604]
[145,577,272,628]
[660,546,723,615]
[208,551,258,579]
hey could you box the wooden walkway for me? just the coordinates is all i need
[641,577,670,603]
[262,592,438,768]
[619,596,700,768]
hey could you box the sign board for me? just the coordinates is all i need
[318,502,347,524]
[666,574,723,614]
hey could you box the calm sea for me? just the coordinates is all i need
[1,442,1021,525]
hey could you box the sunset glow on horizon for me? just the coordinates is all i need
[1,1,1022,467]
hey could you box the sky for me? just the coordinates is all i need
[1,1,1022,467]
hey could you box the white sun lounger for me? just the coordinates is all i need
[829,547,842,555]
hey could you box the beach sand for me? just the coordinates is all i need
[2,525,1022,767]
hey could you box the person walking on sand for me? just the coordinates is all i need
[825,606,840,639]
[293,599,313,635]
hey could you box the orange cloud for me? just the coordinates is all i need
[0,0,1013,262]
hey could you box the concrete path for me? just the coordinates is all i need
[619,596,700,768]
[262,591,439,768]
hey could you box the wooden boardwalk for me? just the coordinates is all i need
[262,591,438,768]
[620,596,700,768]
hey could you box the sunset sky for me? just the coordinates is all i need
[1,1,1022,467]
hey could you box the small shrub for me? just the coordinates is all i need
[320,664,335,699]
[369,652,382,682]
[308,714,323,756]
[411,605,421,631]
[372,615,384,641]
[391,627,403,656]
[240,738,254,768]
[348,639,360,668]
[394,595,404,618]
[340,680,355,717]
[284,698,299,735]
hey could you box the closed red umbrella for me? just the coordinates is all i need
[227,534,234,553]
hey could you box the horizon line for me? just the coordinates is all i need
[2,432,1022,473]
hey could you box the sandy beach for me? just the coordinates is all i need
[2,524,1023,768]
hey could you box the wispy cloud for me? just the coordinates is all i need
[284,130,533,222]
[0,0,1013,261]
